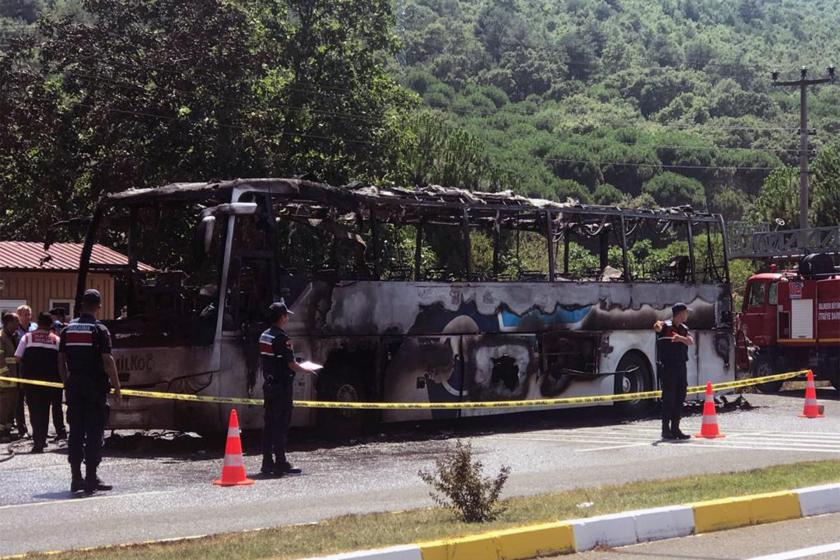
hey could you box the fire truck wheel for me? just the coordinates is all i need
[614,351,653,417]
[752,354,785,393]
[316,365,371,440]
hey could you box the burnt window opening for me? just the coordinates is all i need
[77,180,731,349]
[97,201,229,347]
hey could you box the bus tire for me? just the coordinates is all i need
[752,353,785,393]
[316,365,371,440]
[614,351,653,417]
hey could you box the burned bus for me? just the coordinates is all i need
[70,178,734,434]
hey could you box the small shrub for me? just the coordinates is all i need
[418,440,511,523]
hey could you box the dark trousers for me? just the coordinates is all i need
[51,390,66,436]
[67,392,107,472]
[660,364,688,430]
[25,386,53,449]
[263,393,293,467]
[15,390,27,434]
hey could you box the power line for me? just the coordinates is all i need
[4,79,805,170]
[53,73,805,153]
[543,158,780,172]
[10,83,800,159]
[32,68,807,146]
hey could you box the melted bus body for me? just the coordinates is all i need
[71,179,735,433]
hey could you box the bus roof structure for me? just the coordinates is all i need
[106,178,723,230]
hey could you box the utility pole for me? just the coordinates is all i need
[772,66,836,230]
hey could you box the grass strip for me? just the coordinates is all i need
[18,459,840,560]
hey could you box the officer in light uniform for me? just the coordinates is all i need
[58,290,122,494]
[259,302,315,476]
[15,313,61,453]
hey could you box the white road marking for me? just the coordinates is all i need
[0,489,177,510]
[490,427,840,454]
[747,541,840,560]
[578,442,654,452]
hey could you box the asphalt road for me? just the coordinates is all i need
[565,513,840,559]
[2,388,840,556]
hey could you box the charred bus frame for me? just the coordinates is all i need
[70,179,733,433]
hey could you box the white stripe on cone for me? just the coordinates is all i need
[222,453,245,468]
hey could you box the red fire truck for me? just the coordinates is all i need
[738,253,840,392]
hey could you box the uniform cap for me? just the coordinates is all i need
[37,313,53,328]
[82,289,102,305]
[49,307,67,317]
[268,301,293,321]
[671,302,688,314]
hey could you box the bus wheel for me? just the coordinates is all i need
[614,352,652,417]
[753,354,784,393]
[317,366,370,440]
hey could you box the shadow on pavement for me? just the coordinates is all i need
[95,387,798,459]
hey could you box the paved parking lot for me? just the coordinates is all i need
[1,389,839,556]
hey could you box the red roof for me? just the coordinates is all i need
[0,242,154,272]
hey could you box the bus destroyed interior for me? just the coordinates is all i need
[72,179,733,431]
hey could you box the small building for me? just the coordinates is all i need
[0,241,149,319]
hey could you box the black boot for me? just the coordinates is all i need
[276,455,301,475]
[71,464,84,493]
[661,420,674,440]
[672,419,691,440]
[261,455,281,477]
[84,465,99,496]
[95,477,113,491]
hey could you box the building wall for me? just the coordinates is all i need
[0,271,115,319]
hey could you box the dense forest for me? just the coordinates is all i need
[3,0,840,293]
[395,0,840,221]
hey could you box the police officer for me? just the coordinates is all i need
[0,313,21,443]
[15,313,61,453]
[260,302,315,477]
[58,290,122,494]
[654,303,694,440]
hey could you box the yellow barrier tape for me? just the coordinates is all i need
[0,370,808,410]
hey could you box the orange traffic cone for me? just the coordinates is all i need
[800,370,824,419]
[213,409,254,486]
[694,382,725,439]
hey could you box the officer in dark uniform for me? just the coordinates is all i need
[654,303,694,440]
[259,302,314,477]
[58,289,122,495]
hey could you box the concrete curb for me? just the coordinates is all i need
[301,483,840,559]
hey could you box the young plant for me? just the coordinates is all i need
[418,440,511,523]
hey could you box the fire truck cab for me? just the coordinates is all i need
[738,253,840,392]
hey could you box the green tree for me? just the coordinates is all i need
[561,31,598,81]
[400,112,501,190]
[812,145,840,227]
[750,167,798,227]
[592,183,628,205]
[684,39,717,71]
[474,0,529,61]
[711,188,750,223]
[642,172,706,208]
[0,0,412,238]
